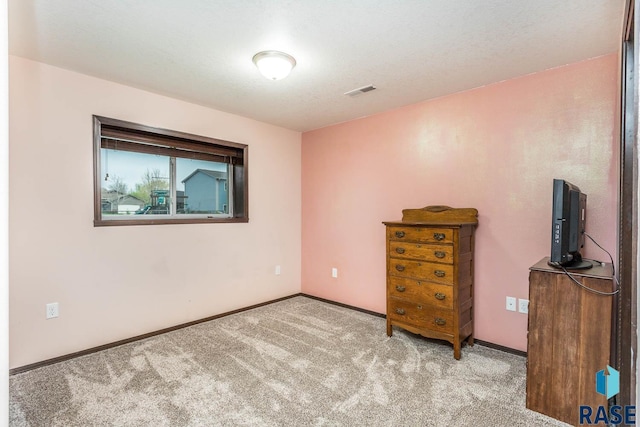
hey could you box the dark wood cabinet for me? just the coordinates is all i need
[526,258,614,426]
[383,206,478,360]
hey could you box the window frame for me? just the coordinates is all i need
[93,115,248,226]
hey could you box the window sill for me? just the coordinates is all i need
[94,217,249,227]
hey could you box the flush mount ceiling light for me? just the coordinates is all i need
[252,50,296,80]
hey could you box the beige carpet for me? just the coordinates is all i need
[9,296,568,426]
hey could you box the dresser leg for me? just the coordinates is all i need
[468,334,474,347]
[386,320,392,336]
[454,341,461,360]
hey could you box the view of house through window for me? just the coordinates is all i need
[101,151,231,217]
[94,116,248,226]
[177,158,230,215]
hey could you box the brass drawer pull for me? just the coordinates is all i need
[433,233,445,241]
[434,270,446,278]
[434,251,446,259]
[434,292,446,300]
[435,318,446,326]
[395,247,405,254]
[395,231,405,238]
[395,308,406,315]
[395,285,406,292]
[395,264,405,272]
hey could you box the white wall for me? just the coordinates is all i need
[9,56,302,369]
[1,1,9,423]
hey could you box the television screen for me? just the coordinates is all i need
[549,179,592,270]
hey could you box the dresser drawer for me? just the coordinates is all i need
[387,227,454,244]
[389,259,454,281]
[388,277,453,309]
[389,258,456,285]
[389,241,453,264]
[388,299,455,334]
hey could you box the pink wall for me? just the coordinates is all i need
[301,54,619,351]
[9,56,301,368]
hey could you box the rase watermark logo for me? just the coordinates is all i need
[579,365,635,425]
[596,365,620,399]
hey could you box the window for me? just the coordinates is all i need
[93,116,248,226]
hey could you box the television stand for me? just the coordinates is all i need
[547,259,593,270]
[527,257,613,425]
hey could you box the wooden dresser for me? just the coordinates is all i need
[383,206,478,360]
[526,258,614,426]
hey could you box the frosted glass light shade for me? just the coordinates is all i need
[252,51,296,80]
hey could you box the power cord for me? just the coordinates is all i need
[559,232,620,296]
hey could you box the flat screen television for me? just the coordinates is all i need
[549,178,592,270]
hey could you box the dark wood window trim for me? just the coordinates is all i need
[93,116,249,226]
[616,0,638,409]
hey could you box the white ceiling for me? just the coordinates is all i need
[9,1,625,132]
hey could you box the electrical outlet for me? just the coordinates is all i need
[275,265,281,275]
[518,299,529,314]
[332,268,338,278]
[506,296,516,312]
[46,302,59,319]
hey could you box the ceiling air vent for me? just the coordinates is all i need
[344,85,377,97]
